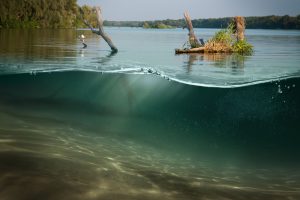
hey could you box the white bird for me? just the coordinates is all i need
[79,34,87,48]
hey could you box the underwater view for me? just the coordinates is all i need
[0,28,300,200]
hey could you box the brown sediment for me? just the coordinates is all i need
[204,41,232,53]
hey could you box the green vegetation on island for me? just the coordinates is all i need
[176,15,253,55]
[205,23,253,54]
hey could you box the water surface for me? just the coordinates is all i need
[1,28,300,86]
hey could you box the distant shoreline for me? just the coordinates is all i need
[101,15,300,30]
[0,0,299,29]
[3,15,298,29]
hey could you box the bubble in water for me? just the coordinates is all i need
[278,85,283,94]
[30,71,36,76]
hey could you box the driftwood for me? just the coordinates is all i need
[175,12,203,54]
[82,6,118,52]
[234,16,245,41]
[184,12,201,48]
[175,47,205,54]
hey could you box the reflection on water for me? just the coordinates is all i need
[183,53,246,74]
[0,29,77,59]
[79,48,86,57]
[92,51,118,65]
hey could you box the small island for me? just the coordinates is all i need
[143,22,175,29]
[175,13,253,55]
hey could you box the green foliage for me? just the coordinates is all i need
[232,40,253,55]
[143,22,150,29]
[191,15,300,29]
[0,1,299,30]
[206,22,234,52]
[104,19,184,28]
[0,0,78,28]
[142,22,174,29]
[104,15,300,29]
[246,15,300,29]
[156,23,172,29]
[211,24,234,44]
[103,21,143,27]
[205,23,253,54]
[77,5,98,28]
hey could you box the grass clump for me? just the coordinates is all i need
[204,23,253,54]
[211,23,234,43]
[232,40,253,55]
[204,24,233,53]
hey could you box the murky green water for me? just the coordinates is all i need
[0,28,300,199]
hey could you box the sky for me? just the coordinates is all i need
[77,0,300,21]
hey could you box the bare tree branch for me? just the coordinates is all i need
[184,11,201,48]
[83,19,99,34]
[80,6,118,52]
[94,7,118,52]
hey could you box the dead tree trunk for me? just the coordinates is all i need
[82,6,118,52]
[234,16,245,41]
[184,12,201,48]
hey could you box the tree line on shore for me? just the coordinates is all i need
[105,15,300,29]
[1,0,299,29]
[0,0,78,28]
